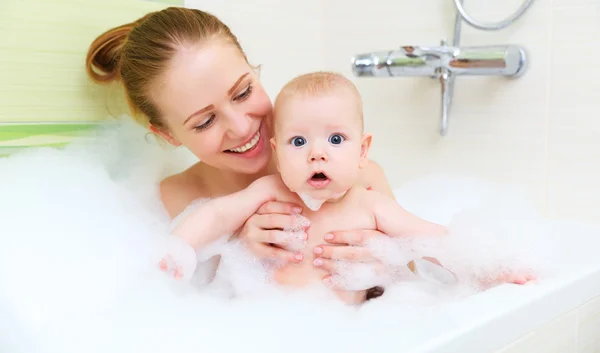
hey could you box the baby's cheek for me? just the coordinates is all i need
[280,168,301,192]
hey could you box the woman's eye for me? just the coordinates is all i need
[234,85,253,101]
[194,115,215,131]
[291,136,306,147]
[329,134,344,145]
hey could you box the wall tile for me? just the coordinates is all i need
[321,0,549,210]
[555,0,600,9]
[546,5,600,222]
[497,311,578,353]
[578,296,600,353]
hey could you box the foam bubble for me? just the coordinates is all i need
[297,191,348,211]
[2,118,600,353]
[298,192,325,211]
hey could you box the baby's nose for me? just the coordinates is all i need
[309,150,328,162]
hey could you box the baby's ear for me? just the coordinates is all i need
[359,133,372,168]
[269,138,281,172]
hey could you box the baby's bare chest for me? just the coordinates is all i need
[303,203,376,247]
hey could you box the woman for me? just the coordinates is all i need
[86,7,394,295]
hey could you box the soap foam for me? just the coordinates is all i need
[2,118,600,353]
[298,192,325,211]
[297,190,347,211]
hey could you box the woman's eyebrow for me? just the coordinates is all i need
[183,73,250,125]
[228,72,250,95]
[184,104,215,125]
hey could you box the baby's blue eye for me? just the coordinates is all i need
[291,136,306,147]
[329,134,344,145]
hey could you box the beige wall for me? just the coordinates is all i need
[323,0,600,224]
[0,0,169,123]
[2,0,598,223]
[191,0,599,223]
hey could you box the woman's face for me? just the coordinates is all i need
[152,40,273,175]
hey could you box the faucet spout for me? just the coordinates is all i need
[439,69,453,136]
[350,41,527,136]
[349,0,531,136]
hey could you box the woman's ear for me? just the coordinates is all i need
[149,123,182,147]
[359,133,372,168]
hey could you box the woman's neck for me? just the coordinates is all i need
[191,158,278,196]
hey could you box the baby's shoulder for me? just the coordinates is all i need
[350,184,393,210]
[345,184,378,205]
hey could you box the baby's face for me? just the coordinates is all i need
[271,92,370,204]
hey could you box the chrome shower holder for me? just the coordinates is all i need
[350,0,534,136]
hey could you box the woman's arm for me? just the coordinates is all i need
[362,160,394,198]
[167,175,279,249]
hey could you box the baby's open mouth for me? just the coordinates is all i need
[311,172,328,181]
[307,172,330,189]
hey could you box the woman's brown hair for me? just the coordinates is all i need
[86,7,247,129]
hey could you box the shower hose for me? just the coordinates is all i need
[453,0,536,31]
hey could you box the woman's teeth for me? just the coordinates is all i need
[228,131,260,153]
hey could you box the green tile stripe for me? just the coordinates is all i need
[0,124,97,142]
[0,123,100,155]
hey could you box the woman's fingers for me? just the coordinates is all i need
[323,229,382,246]
[312,257,342,273]
[256,201,303,215]
[315,262,388,291]
[252,213,310,233]
[250,242,304,263]
[313,245,373,262]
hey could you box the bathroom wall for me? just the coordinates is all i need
[496,294,600,353]
[0,0,172,124]
[188,0,599,223]
[3,0,596,223]
[319,0,600,224]
[184,0,325,100]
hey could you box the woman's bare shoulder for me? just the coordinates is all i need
[160,167,208,218]
[360,159,394,198]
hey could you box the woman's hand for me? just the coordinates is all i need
[312,229,391,291]
[237,200,310,263]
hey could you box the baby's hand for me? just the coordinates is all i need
[478,270,536,289]
[157,236,198,281]
[158,254,184,280]
[495,272,536,285]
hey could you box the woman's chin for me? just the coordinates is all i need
[233,154,272,175]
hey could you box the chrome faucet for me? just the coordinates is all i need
[350,0,531,136]
[352,43,526,78]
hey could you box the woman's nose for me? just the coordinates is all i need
[225,111,252,139]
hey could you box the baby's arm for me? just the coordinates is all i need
[368,190,448,238]
[367,191,533,287]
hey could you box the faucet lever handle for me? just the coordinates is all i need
[401,45,459,59]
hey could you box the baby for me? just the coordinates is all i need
[261,71,452,303]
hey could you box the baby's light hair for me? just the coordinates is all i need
[273,71,364,130]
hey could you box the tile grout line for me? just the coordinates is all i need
[542,0,555,217]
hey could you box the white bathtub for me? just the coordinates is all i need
[1,121,599,353]
[403,257,600,353]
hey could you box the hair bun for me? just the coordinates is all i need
[86,23,134,84]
